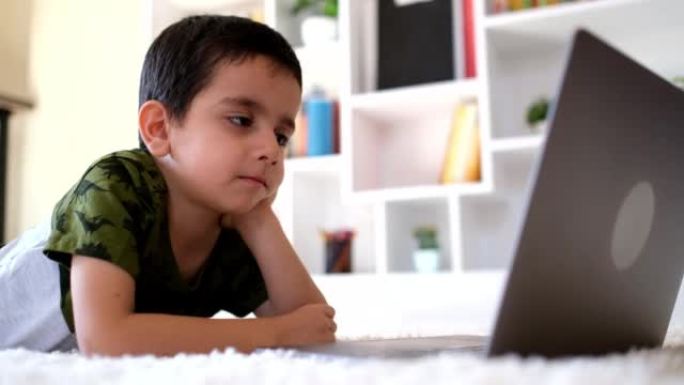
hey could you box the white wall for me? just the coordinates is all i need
[4,0,145,241]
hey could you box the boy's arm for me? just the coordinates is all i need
[231,204,328,317]
[71,255,335,356]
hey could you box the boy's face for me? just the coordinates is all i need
[166,55,301,216]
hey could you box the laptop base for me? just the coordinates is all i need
[293,335,488,358]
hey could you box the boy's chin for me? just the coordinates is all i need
[223,200,262,215]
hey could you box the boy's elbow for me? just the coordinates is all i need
[77,332,122,357]
[77,334,105,356]
[76,322,131,357]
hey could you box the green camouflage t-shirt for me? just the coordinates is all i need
[43,149,268,331]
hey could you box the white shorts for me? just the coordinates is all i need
[0,220,77,352]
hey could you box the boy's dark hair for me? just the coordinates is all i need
[138,15,302,149]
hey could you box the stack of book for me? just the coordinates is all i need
[491,0,593,14]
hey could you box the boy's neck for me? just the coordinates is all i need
[152,156,222,251]
[167,192,222,247]
[159,174,222,268]
[166,190,222,281]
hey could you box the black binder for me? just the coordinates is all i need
[377,0,455,90]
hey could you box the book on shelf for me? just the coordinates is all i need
[376,0,478,88]
[491,0,576,14]
[289,109,308,158]
[462,0,477,78]
[377,0,455,90]
[439,102,481,184]
[288,92,340,159]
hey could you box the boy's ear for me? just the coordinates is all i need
[138,100,171,156]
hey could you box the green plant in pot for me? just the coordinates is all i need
[412,226,440,273]
[526,97,550,133]
[291,0,338,46]
[291,0,338,17]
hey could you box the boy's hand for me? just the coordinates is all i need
[276,303,337,347]
[221,191,277,230]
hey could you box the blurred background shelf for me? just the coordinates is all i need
[490,135,545,153]
[147,0,684,275]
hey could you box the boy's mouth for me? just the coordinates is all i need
[239,176,267,188]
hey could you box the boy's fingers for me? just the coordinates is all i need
[324,306,335,318]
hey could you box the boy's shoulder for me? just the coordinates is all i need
[84,149,166,192]
[89,148,156,175]
[46,149,168,285]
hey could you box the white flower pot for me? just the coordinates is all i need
[301,15,337,46]
[413,248,440,273]
[529,120,548,134]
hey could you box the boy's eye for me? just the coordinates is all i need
[276,132,290,147]
[227,116,252,127]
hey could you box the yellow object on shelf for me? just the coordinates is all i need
[503,0,562,13]
[439,102,481,184]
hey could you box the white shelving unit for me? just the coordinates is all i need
[146,0,684,275]
[341,0,684,273]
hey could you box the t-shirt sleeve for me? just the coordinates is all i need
[43,158,144,278]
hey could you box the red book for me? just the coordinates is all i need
[462,0,477,78]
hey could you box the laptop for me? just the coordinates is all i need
[296,29,684,358]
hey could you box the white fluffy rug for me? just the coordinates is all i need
[3,273,684,385]
[1,333,684,385]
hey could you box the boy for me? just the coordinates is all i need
[0,15,336,356]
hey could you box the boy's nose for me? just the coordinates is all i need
[255,128,280,165]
